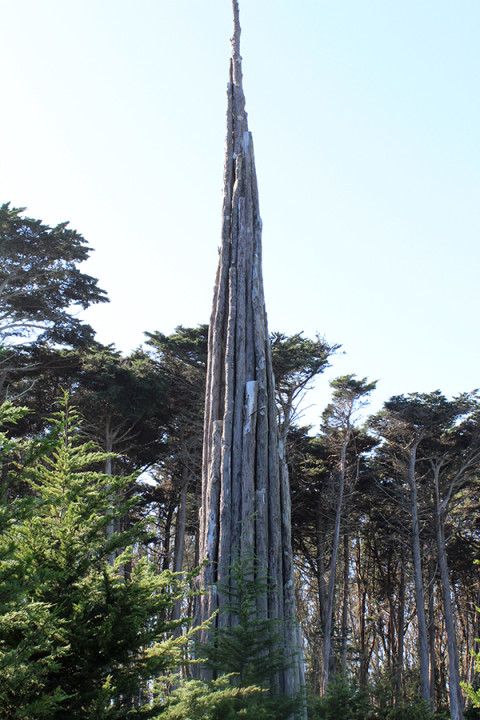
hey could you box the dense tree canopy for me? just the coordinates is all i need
[0,203,107,347]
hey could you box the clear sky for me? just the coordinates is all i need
[1,1,479,426]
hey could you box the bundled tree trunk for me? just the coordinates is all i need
[197,0,304,700]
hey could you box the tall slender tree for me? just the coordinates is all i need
[320,375,376,692]
[197,0,304,703]
[371,398,432,707]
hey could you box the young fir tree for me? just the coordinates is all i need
[0,401,71,718]
[196,559,302,719]
[0,395,194,719]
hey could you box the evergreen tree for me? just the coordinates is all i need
[198,558,302,719]
[0,401,71,718]
[0,395,193,718]
[0,202,107,348]
[320,375,376,692]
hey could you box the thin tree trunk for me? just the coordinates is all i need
[340,533,350,677]
[469,581,480,685]
[316,509,327,629]
[172,466,189,623]
[105,416,114,539]
[357,545,369,689]
[395,550,405,702]
[163,503,175,572]
[322,440,347,693]
[428,556,436,709]
[408,439,431,706]
[433,466,463,720]
[173,472,189,573]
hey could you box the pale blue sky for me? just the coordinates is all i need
[1,1,479,424]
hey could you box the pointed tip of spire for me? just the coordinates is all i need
[231,0,243,87]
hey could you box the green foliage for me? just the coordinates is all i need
[77,346,169,425]
[0,402,70,717]
[383,390,476,432]
[154,675,264,720]
[369,671,435,720]
[145,325,207,437]
[157,674,300,720]
[72,345,171,469]
[0,400,29,468]
[379,703,435,720]
[0,202,107,347]
[198,558,302,719]
[146,324,209,371]
[322,374,377,434]
[270,332,336,394]
[0,395,194,718]
[308,676,370,720]
[463,640,480,711]
[4,345,171,471]
[307,675,438,720]
[270,331,338,437]
[200,559,287,686]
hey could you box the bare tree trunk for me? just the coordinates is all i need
[162,503,175,572]
[172,466,189,623]
[322,441,347,693]
[340,533,350,677]
[173,470,188,574]
[316,508,327,629]
[0,371,7,397]
[103,416,117,568]
[105,415,114,540]
[356,542,369,690]
[197,0,304,704]
[428,556,436,710]
[408,439,431,706]
[395,550,405,702]
[469,581,480,685]
[433,466,464,720]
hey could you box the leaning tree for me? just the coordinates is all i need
[197,0,304,700]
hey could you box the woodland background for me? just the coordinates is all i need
[1,203,480,719]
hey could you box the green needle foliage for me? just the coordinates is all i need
[153,675,265,720]
[200,559,287,686]
[0,202,108,347]
[198,558,302,719]
[0,401,71,718]
[0,395,194,719]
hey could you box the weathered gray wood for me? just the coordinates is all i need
[241,379,257,557]
[197,0,305,703]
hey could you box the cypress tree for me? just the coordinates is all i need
[0,395,193,718]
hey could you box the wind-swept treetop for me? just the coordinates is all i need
[146,325,209,371]
[0,203,107,347]
[382,390,476,431]
[322,374,377,436]
[271,331,339,435]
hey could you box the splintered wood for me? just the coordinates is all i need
[197,0,304,697]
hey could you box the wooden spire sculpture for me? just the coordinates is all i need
[198,0,304,697]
